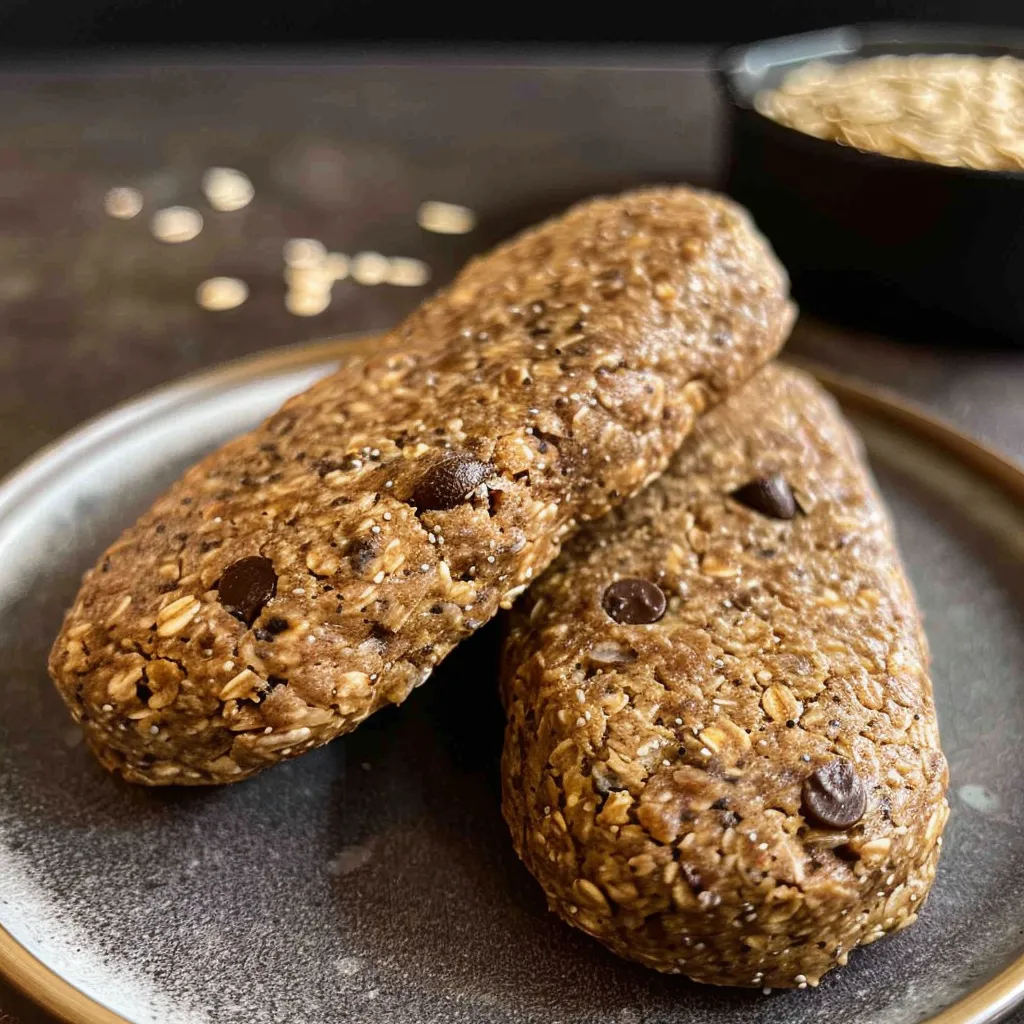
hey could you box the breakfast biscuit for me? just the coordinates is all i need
[50,187,793,785]
[501,364,948,987]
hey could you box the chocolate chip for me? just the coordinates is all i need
[411,452,493,511]
[264,616,289,634]
[602,578,667,625]
[731,474,797,520]
[801,759,867,829]
[217,556,277,626]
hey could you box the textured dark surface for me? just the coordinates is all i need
[1,50,1024,1023]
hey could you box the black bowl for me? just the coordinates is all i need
[719,24,1024,346]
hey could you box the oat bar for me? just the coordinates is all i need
[49,187,793,785]
[500,365,948,988]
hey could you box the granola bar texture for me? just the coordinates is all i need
[48,187,793,785]
[500,365,948,988]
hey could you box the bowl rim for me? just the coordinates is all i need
[716,21,1024,183]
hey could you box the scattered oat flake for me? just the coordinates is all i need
[417,200,476,234]
[285,265,335,295]
[351,251,390,285]
[196,276,249,311]
[325,252,350,281]
[386,256,431,287]
[151,206,203,244]
[326,843,375,877]
[104,186,143,219]
[202,167,255,212]
[336,955,364,976]
[283,237,327,269]
[286,289,331,316]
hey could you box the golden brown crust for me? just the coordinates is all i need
[48,187,793,785]
[500,365,948,988]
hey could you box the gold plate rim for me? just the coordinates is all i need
[1,339,1022,1024]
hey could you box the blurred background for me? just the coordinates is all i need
[2,0,1024,49]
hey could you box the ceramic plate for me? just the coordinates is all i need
[1,337,1023,1024]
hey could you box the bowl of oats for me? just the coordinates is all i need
[719,24,1024,344]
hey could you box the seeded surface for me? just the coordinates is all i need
[49,186,793,785]
[501,365,948,989]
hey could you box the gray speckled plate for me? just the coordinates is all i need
[1,338,1023,1024]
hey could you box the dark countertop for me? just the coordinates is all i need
[1,52,1022,1024]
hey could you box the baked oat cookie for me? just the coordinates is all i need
[501,365,948,988]
[49,186,794,785]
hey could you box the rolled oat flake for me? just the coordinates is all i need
[801,758,867,829]
[217,555,278,625]
[411,452,492,511]
[731,473,797,520]
[602,578,667,625]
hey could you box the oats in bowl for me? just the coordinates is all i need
[756,54,1024,171]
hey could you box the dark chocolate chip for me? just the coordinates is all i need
[601,578,667,625]
[411,452,493,511]
[731,474,797,520]
[711,797,730,810]
[264,616,289,635]
[801,758,867,829]
[217,556,277,626]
